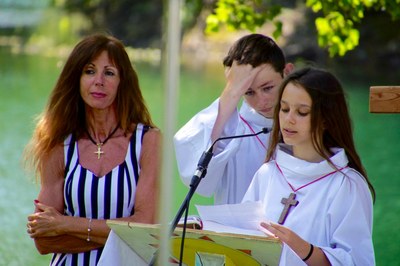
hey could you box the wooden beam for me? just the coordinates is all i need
[369,86,400,113]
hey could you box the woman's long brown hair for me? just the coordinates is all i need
[24,33,155,179]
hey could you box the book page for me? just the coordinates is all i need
[196,201,274,237]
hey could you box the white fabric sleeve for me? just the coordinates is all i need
[321,170,375,266]
[173,98,244,197]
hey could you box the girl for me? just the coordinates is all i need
[242,68,375,265]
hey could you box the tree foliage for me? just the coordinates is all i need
[194,0,400,56]
[49,0,162,48]
[46,0,400,57]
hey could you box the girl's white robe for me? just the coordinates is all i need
[242,145,375,265]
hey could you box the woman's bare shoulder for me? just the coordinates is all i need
[41,144,65,183]
[143,127,161,144]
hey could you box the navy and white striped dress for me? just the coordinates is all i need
[50,124,149,266]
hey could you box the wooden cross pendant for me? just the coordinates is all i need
[94,143,104,159]
[278,193,299,224]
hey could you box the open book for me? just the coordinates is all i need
[179,201,274,237]
[107,201,281,266]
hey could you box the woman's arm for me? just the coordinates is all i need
[28,129,161,254]
[27,145,107,254]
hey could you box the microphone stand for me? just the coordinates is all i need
[148,127,270,266]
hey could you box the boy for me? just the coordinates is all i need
[174,34,294,204]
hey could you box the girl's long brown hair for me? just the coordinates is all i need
[266,67,375,201]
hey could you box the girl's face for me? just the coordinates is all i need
[80,50,120,111]
[243,64,283,118]
[279,82,314,153]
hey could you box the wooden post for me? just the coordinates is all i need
[369,86,400,113]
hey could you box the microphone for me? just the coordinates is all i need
[189,127,270,188]
[149,127,270,266]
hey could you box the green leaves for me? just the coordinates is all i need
[200,0,400,57]
[315,12,360,56]
[205,0,282,38]
[306,0,365,56]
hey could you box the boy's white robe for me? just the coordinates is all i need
[174,98,273,204]
[242,145,375,265]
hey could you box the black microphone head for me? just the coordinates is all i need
[262,127,271,134]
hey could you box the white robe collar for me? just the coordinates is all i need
[239,100,273,129]
[275,144,349,187]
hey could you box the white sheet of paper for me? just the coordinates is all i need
[201,220,267,237]
[196,201,273,236]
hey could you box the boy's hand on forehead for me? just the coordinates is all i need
[225,61,267,95]
[218,61,268,130]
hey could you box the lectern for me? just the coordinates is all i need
[106,220,282,266]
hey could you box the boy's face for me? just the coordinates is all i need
[244,64,283,118]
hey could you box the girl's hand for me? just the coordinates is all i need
[260,222,312,260]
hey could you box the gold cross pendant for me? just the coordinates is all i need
[94,143,104,159]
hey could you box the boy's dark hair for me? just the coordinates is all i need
[223,34,286,75]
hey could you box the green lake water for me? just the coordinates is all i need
[0,47,399,265]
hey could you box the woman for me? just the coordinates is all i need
[242,68,375,265]
[25,33,161,265]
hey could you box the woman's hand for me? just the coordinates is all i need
[27,201,65,238]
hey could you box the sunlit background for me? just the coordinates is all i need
[1,0,399,265]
